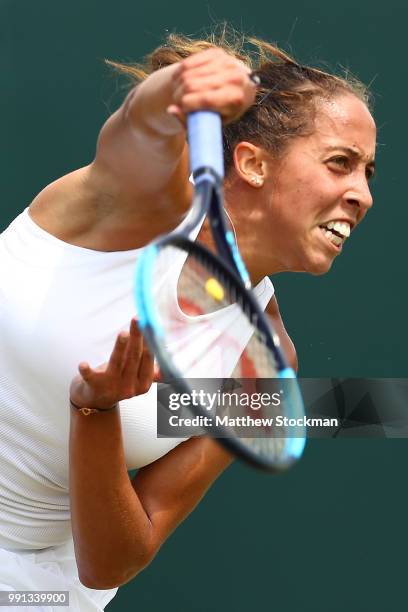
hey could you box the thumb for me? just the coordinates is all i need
[166,104,187,128]
[78,361,92,381]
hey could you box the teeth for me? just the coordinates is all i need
[334,221,351,237]
[326,221,351,238]
[323,228,343,246]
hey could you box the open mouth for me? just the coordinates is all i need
[319,221,351,249]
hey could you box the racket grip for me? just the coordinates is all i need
[187,111,224,179]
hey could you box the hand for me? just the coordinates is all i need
[167,48,257,125]
[70,318,156,411]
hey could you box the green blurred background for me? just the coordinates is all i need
[1,1,406,610]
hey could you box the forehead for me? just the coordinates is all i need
[311,95,377,159]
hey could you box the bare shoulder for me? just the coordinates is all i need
[28,164,124,247]
[265,295,298,372]
[28,155,192,251]
[29,165,97,238]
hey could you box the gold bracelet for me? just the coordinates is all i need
[70,400,118,416]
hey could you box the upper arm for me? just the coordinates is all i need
[266,295,298,372]
[131,436,233,558]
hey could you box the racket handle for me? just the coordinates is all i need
[187,111,224,179]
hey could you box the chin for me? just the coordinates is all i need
[288,242,336,275]
[303,255,335,276]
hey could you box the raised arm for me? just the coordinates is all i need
[89,49,257,231]
[29,48,257,249]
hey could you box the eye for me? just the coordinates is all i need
[366,166,375,181]
[327,156,349,170]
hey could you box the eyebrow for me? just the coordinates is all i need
[325,146,376,171]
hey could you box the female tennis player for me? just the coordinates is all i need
[0,31,376,610]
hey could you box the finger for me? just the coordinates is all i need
[121,318,144,382]
[175,61,248,84]
[129,317,144,352]
[78,361,93,382]
[108,331,129,372]
[137,342,155,394]
[172,75,228,103]
[175,87,248,120]
[180,48,225,70]
[174,66,230,87]
[173,63,251,95]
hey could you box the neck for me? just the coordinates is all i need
[196,178,286,283]
[196,216,282,286]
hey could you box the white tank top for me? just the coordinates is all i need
[0,208,274,550]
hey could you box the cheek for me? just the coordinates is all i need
[267,168,337,231]
[273,186,319,225]
[274,171,315,210]
[288,177,338,221]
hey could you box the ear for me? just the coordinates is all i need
[232,142,267,187]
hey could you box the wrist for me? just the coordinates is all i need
[70,400,119,416]
[128,64,184,137]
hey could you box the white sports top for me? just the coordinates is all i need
[0,208,274,550]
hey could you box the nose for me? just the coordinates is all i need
[345,173,373,215]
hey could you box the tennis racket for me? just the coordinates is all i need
[134,111,306,472]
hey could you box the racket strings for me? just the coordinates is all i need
[155,246,280,378]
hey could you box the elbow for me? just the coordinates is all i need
[78,572,116,590]
[78,547,155,590]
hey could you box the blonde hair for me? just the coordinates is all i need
[107,29,372,172]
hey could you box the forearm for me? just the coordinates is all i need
[93,62,190,214]
[69,406,153,589]
[125,63,184,137]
